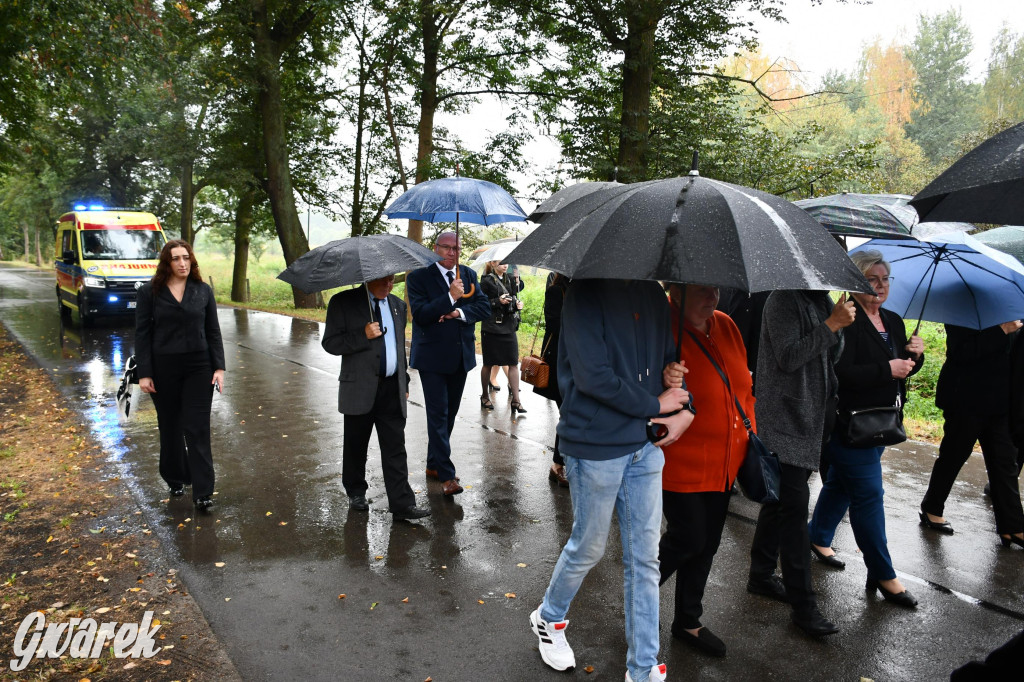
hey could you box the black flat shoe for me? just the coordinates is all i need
[194,496,214,512]
[392,506,431,520]
[866,579,918,608]
[999,534,1024,549]
[810,544,846,570]
[169,485,185,497]
[919,511,954,535]
[349,495,369,511]
[673,626,726,657]
[791,608,839,637]
[747,575,789,603]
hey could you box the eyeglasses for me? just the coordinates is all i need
[436,243,460,252]
[866,276,893,286]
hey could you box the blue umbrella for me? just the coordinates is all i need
[384,176,526,297]
[383,177,527,225]
[851,231,1024,332]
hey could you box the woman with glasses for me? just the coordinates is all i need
[807,249,924,607]
[479,260,527,415]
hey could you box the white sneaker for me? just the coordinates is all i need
[626,663,667,682]
[530,608,575,671]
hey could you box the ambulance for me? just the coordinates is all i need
[55,205,167,324]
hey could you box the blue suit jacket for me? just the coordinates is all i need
[407,263,491,374]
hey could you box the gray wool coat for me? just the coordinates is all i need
[755,290,844,470]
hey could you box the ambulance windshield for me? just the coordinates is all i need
[80,229,163,260]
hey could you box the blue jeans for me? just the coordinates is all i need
[808,435,896,581]
[540,443,664,682]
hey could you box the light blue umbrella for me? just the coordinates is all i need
[383,177,527,225]
[851,231,1024,331]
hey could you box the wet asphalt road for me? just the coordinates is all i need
[2,262,1022,682]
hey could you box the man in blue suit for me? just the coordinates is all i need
[407,231,491,495]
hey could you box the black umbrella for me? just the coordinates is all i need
[277,234,441,294]
[910,120,1024,224]
[527,181,623,223]
[506,173,873,294]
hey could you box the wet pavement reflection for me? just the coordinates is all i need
[2,263,1022,681]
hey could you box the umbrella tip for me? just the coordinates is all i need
[690,150,699,175]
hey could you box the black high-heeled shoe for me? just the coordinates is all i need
[510,399,527,415]
[489,383,501,392]
[999,534,1024,549]
[919,511,954,535]
[866,578,918,608]
[480,395,494,410]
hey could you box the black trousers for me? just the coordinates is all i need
[922,411,1024,535]
[342,374,415,511]
[749,462,817,612]
[151,351,215,501]
[659,490,731,630]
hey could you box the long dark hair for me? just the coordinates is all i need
[151,239,202,293]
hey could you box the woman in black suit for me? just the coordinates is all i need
[807,249,924,607]
[136,239,225,511]
[479,261,526,415]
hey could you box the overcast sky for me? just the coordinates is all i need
[750,0,1024,85]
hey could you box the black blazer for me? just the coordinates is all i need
[937,324,1016,417]
[406,263,491,374]
[834,300,923,414]
[135,280,226,379]
[479,271,524,335]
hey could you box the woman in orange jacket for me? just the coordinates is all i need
[658,284,756,658]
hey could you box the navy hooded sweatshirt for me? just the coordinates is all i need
[556,279,676,460]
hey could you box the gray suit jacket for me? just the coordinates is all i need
[755,290,843,470]
[322,286,409,418]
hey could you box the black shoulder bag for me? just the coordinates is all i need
[687,330,781,504]
[836,326,907,449]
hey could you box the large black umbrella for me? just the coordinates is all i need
[506,173,873,294]
[277,234,440,294]
[794,192,917,239]
[527,181,622,223]
[910,120,1024,224]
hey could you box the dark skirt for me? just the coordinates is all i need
[482,331,519,366]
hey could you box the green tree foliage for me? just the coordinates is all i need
[905,9,981,165]
[979,24,1024,129]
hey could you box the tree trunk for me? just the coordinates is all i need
[34,225,42,266]
[231,188,255,302]
[23,224,30,261]
[409,0,441,245]
[180,161,196,244]
[352,47,367,237]
[616,7,658,183]
[252,0,319,308]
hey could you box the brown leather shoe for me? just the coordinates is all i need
[549,464,569,488]
[441,479,464,496]
[427,468,459,482]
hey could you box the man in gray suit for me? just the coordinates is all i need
[322,274,430,520]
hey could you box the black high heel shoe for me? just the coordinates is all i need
[489,383,501,392]
[510,399,527,415]
[480,395,494,410]
[919,511,954,535]
[866,578,918,608]
[999,534,1024,549]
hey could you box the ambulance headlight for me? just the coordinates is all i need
[82,276,106,288]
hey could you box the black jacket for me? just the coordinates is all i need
[835,300,923,414]
[937,324,1017,417]
[479,271,524,335]
[135,279,226,379]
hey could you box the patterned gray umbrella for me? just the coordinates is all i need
[794,193,917,239]
[277,234,440,293]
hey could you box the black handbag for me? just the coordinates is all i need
[839,402,906,448]
[687,331,781,504]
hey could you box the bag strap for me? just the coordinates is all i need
[686,329,753,432]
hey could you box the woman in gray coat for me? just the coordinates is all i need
[747,289,855,637]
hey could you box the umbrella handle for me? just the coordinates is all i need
[462,283,475,298]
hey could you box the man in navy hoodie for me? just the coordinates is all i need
[529,279,694,682]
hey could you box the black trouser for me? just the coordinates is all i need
[922,411,1024,535]
[151,351,215,501]
[343,374,415,512]
[749,462,817,612]
[659,490,731,630]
